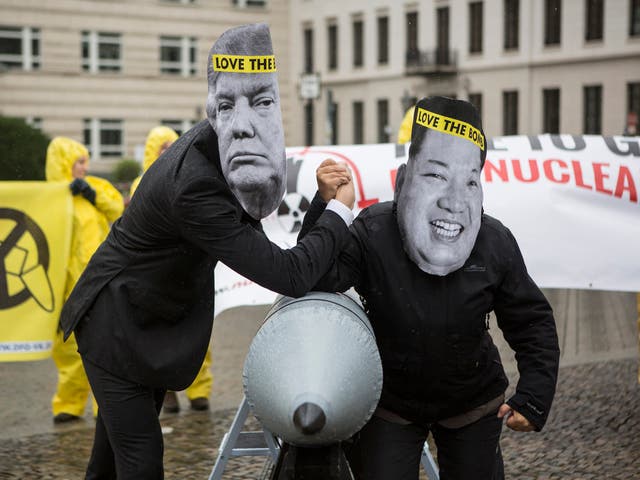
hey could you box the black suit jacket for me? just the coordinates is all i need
[60,121,349,390]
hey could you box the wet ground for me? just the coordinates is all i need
[0,290,639,479]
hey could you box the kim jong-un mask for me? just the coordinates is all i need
[395,96,487,276]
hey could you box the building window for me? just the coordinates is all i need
[232,0,267,6]
[160,36,197,76]
[468,93,482,120]
[544,0,562,45]
[627,82,640,134]
[436,7,450,64]
[377,99,389,143]
[502,90,518,135]
[585,0,604,41]
[26,117,42,130]
[330,101,339,145]
[377,16,389,65]
[504,0,519,50]
[406,11,419,64]
[82,31,122,73]
[630,0,640,36]
[0,26,40,70]
[161,119,196,136]
[303,27,313,73]
[84,119,124,159]
[583,85,602,134]
[469,2,483,54]
[542,88,560,134]
[353,101,364,144]
[304,101,314,146]
[353,18,364,68]
[628,82,640,117]
[327,23,338,71]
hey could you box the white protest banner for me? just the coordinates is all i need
[214,135,640,317]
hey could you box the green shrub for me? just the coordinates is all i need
[0,116,50,180]
[112,158,141,183]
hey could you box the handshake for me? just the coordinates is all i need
[316,159,355,210]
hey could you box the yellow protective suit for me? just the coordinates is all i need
[129,126,179,197]
[397,105,415,144]
[46,137,124,417]
[131,126,213,401]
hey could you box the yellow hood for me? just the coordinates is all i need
[397,106,415,145]
[142,126,179,172]
[45,137,89,182]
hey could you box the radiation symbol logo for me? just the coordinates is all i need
[277,193,310,233]
[0,208,55,312]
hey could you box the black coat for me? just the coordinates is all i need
[60,121,350,390]
[299,194,560,430]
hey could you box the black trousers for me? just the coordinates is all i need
[346,412,504,480]
[82,358,166,479]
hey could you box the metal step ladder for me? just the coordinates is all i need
[421,442,440,480]
[208,396,280,480]
[208,395,439,480]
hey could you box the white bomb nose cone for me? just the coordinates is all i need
[243,291,383,446]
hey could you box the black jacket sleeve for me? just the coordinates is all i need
[297,191,365,293]
[174,177,350,298]
[297,191,328,242]
[494,229,560,431]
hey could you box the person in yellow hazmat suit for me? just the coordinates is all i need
[129,126,177,198]
[46,137,124,423]
[130,126,214,412]
[397,105,415,144]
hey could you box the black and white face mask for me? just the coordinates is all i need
[396,98,486,276]
[206,24,286,220]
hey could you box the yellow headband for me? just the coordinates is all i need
[415,107,485,150]
[211,54,276,73]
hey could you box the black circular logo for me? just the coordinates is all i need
[277,193,311,233]
[0,208,53,312]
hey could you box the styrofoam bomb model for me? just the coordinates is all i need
[243,291,383,446]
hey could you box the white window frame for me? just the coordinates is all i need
[160,36,197,76]
[84,118,124,159]
[0,26,40,70]
[82,31,122,73]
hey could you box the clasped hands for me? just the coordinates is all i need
[316,159,355,210]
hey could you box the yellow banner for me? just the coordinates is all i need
[211,54,276,73]
[415,107,485,150]
[0,182,72,361]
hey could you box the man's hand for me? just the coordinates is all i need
[497,404,535,432]
[335,178,355,210]
[317,159,351,202]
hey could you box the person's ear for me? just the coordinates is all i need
[394,164,407,202]
[205,95,217,131]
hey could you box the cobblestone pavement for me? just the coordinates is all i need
[1,291,639,479]
[0,359,638,479]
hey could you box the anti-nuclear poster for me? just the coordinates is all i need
[0,182,72,361]
[214,135,640,317]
